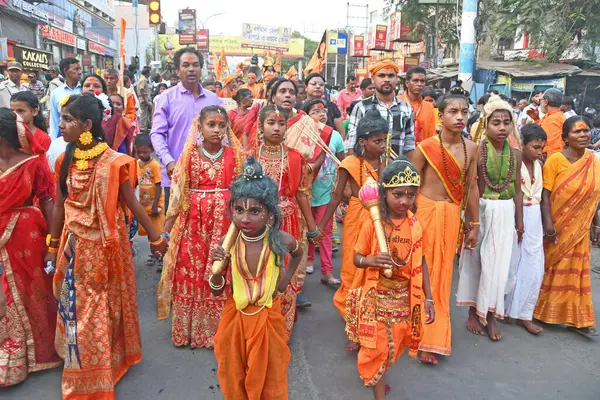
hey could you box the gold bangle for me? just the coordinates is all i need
[47,247,58,253]
[150,236,165,246]
[469,221,481,226]
[46,234,60,246]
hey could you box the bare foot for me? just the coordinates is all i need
[345,340,359,352]
[466,307,485,336]
[486,313,503,341]
[516,319,543,335]
[498,316,512,325]
[419,351,439,365]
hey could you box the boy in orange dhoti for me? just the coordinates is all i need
[211,157,302,400]
[347,158,435,399]
[410,94,480,364]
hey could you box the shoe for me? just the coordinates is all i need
[306,264,314,274]
[296,293,312,308]
[332,246,339,253]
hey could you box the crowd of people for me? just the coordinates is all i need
[0,46,598,400]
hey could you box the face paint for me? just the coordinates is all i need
[574,121,589,131]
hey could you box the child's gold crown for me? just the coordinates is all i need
[382,165,421,188]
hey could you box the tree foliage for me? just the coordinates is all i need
[386,0,600,63]
[490,0,600,62]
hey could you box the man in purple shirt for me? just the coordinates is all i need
[151,47,223,211]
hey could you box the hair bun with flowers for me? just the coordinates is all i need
[93,90,112,121]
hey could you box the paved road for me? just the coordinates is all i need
[3,237,600,400]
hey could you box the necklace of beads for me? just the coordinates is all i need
[439,133,468,186]
[73,142,108,170]
[258,144,284,192]
[359,156,382,186]
[241,227,268,242]
[480,138,515,193]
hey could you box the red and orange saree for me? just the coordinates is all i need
[0,155,61,386]
[157,119,243,349]
[53,149,140,399]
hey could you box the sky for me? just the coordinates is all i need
[162,0,385,41]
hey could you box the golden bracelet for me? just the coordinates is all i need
[46,234,60,247]
[150,236,166,246]
[47,247,58,253]
[469,221,481,226]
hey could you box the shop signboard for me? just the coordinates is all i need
[10,0,49,23]
[89,42,106,55]
[14,46,52,70]
[197,29,209,50]
[39,25,76,47]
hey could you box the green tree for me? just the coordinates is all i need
[292,30,318,63]
[490,0,600,62]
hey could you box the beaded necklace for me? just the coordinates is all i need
[439,133,468,186]
[480,138,515,193]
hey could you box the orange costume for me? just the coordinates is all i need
[103,113,135,155]
[137,158,165,236]
[218,76,237,98]
[241,73,265,99]
[156,121,242,348]
[400,92,436,143]
[346,215,424,386]
[0,126,61,386]
[333,155,379,318]
[539,109,566,156]
[534,151,600,328]
[214,236,290,400]
[415,136,463,356]
[54,149,140,399]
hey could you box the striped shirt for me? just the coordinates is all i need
[346,95,415,155]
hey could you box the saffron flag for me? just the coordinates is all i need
[304,30,327,75]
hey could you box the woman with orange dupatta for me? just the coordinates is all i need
[318,108,387,351]
[534,116,600,337]
[157,105,243,349]
[46,94,169,399]
[0,110,61,386]
[348,158,434,400]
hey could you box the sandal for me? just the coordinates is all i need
[568,326,599,338]
[321,277,341,288]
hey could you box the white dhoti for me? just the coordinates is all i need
[505,205,545,320]
[456,198,519,325]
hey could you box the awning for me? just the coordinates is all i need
[476,61,581,78]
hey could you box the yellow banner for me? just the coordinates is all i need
[209,36,304,58]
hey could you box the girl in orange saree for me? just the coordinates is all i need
[318,109,387,351]
[534,116,600,337]
[46,93,168,399]
[157,105,243,349]
[255,104,322,340]
[0,110,61,386]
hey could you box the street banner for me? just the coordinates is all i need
[197,29,209,50]
[389,12,402,42]
[241,23,292,52]
[352,35,365,57]
[178,9,196,45]
[375,25,388,50]
[328,31,348,54]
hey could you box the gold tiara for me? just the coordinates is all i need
[382,165,421,188]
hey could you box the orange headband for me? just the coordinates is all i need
[369,59,399,76]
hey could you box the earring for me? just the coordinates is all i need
[79,131,93,145]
